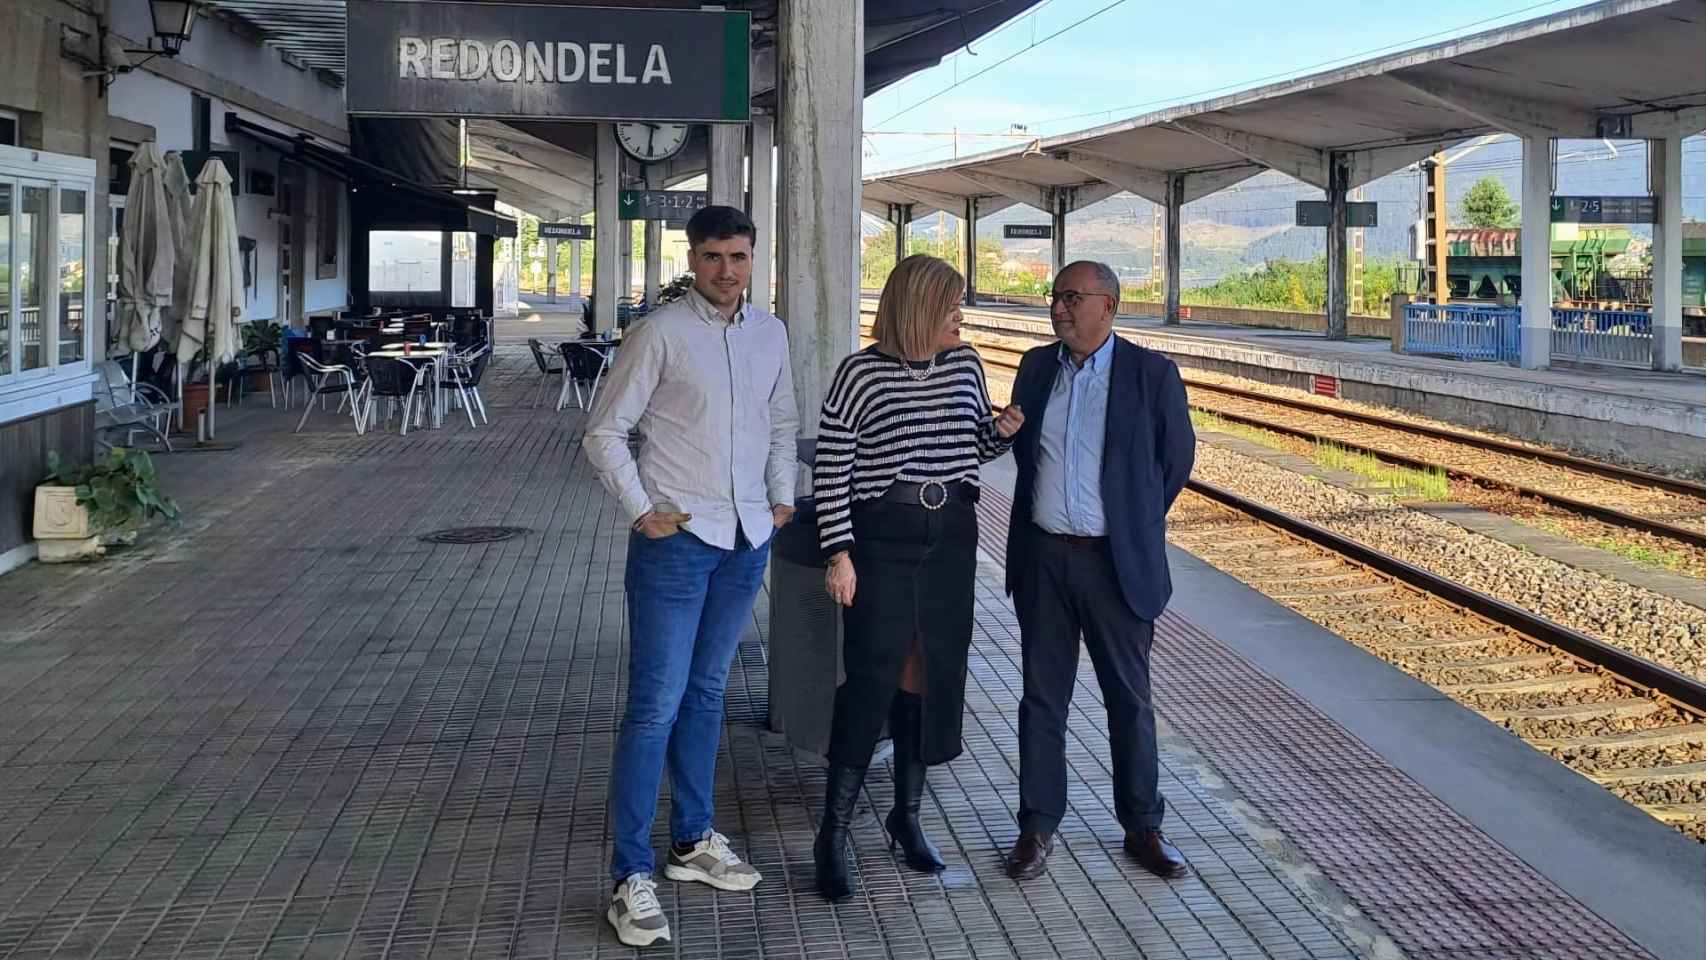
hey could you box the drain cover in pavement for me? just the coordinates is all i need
[419,526,531,544]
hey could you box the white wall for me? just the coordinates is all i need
[110,0,346,138]
[107,64,349,323]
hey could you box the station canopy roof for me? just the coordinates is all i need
[862,0,1706,221]
[196,0,1048,220]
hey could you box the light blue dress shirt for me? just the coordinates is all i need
[1033,333,1115,536]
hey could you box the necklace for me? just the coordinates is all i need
[902,353,937,381]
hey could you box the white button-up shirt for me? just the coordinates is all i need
[583,288,798,550]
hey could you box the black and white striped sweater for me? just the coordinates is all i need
[813,345,1012,557]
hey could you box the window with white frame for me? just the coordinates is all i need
[0,145,96,422]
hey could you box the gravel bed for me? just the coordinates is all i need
[1192,391,1706,535]
[1190,442,1706,683]
[1180,366,1706,484]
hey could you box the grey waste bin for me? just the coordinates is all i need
[767,493,842,761]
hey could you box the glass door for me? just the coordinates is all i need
[0,180,11,377]
[17,179,50,374]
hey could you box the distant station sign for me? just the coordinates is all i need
[1550,196,1657,224]
[620,189,707,221]
[1296,201,1377,228]
[539,222,593,240]
[1003,224,1053,240]
[345,0,751,122]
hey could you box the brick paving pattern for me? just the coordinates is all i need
[0,345,1640,959]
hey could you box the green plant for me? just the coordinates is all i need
[45,448,181,533]
[241,320,283,356]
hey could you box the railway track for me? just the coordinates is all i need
[1168,481,1706,841]
[1186,382,1706,550]
[906,314,1706,550]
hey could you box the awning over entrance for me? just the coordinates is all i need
[225,113,518,236]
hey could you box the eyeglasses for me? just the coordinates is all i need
[1047,290,1116,309]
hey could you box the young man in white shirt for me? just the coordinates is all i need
[583,205,798,947]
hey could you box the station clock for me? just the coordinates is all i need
[615,122,691,163]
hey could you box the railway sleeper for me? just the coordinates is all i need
[1588,760,1706,786]
[1483,698,1662,723]
[1533,725,1706,751]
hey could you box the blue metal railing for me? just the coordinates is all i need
[1401,303,1520,363]
[1551,308,1652,367]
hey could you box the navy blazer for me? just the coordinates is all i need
[1003,336,1196,621]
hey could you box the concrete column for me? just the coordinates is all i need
[546,237,558,304]
[1326,153,1349,340]
[621,223,634,304]
[593,123,620,333]
[1519,134,1552,369]
[778,0,863,435]
[1050,191,1066,277]
[748,114,776,313]
[710,123,745,208]
[1164,174,1183,325]
[644,165,663,306]
[893,204,910,266]
[570,239,582,299]
[963,197,978,305]
[1651,134,1683,371]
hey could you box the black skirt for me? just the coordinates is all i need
[829,495,980,766]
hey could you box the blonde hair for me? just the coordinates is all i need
[873,254,964,361]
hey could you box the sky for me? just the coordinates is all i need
[860,0,1606,175]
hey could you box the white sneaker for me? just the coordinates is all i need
[607,873,670,947]
[662,831,763,891]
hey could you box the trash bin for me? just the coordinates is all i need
[767,492,843,761]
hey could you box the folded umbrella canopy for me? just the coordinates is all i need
[160,151,195,352]
[117,143,174,358]
[177,158,243,440]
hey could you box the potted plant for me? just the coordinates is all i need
[240,320,284,391]
[35,449,181,561]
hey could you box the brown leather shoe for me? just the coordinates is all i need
[1124,830,1188,879]
[1006,831,1053,881]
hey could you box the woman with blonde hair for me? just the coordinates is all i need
[810,254,1025,901]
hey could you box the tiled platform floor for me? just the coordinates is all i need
[0,345,1652,959]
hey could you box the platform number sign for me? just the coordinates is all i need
[1549,196,1656,224]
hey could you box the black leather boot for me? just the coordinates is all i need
[884,692,946,873]
[813,762,867,902]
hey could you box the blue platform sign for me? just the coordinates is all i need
[346,0,750,122]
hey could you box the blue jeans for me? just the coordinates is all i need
[609,528,771,884]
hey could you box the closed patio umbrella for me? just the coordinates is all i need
[117,143,174,391]
[160,151,195,351]
[178,158,243,440]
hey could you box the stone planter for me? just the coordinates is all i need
[32,485,104,562]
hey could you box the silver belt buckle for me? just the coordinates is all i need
[918,480,949,511]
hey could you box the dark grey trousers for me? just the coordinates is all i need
[1014,531,1163,836]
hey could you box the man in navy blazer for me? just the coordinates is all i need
[1002,260,1196,882]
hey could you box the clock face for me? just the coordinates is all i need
[615,122,691,163]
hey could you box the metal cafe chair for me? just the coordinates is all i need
[294,353,367,434]
[528,337,565,409]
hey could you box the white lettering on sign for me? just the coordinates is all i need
[643,46,671,84]
[525,42,551,82]
[558,42,585,82]
[399,37,429,78]
[397,38,677,86]
[431,38,457,79]
[458,40,488,79]
[492,40,522,81]
[588,43,612,83]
